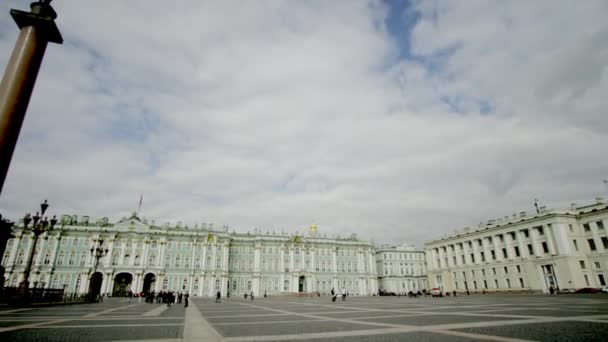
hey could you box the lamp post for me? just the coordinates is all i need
[0,214,14,296]
[88,239,108,301]
[18,199,57,298]
[0,0,63,194]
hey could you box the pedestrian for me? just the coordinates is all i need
[549,286,555,295]
[331,288,335,297]
[128,290,133,303]
[216,291,221,303]
[184,293,189,308]
[453,290,457,297]
[341,288,346,301]
[167,292,173,307]
[250,291,254,301]
[332,292,337,302]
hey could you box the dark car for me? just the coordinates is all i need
[575,287,600,294]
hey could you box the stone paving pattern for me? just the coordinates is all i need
[0,294,606,341]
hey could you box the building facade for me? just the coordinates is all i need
[1,214,380,297]
[376,243,427,294]
[425,198,608,294]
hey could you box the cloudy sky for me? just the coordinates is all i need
[0,0,607,246]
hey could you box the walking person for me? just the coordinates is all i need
[216,291,221,303]
[341,288,346,301]
[184,293,189,308]
[549,286,555,295]
[250,291,254,301]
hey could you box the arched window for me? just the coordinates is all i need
[68,253,75,265]
[247,280,252,291]
[124,254,131,265]
[134,255,140,266]
[80,252,87,266]
[57,252,64,265]
[17,251,24,264]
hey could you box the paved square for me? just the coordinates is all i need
[0,294,607,341]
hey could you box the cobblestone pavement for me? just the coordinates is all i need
[1,294,608,341]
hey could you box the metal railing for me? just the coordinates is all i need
[0,287,87,306]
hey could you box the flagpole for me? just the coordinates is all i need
[137,194,142,217]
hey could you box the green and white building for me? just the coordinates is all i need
[2,214,380,297]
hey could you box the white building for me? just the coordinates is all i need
[425,198,608,294]
[376,243,427,294]
[1,214,380,297]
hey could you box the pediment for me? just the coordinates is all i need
[114,213,150,232]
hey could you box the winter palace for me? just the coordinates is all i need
[1,213,426,297]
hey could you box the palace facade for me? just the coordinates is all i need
[425,198,608,294]
[376,243,427,294]
[1,214,382,297]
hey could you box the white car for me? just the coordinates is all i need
[430,288,442,297]
[601,287,608,294]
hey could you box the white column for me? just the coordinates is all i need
[107,273,114,295]
[34,236,47,266]
[142,240,151,267]
[188,274,194,294]
[254,244,261,272]
[104,239,115,267]
[545,225,558,255]
[201,243,207,271]
[160,241,167,268]
[7,234,22,265]
[131,242,136,266]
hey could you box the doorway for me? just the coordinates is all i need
[298,276,305,292]
[113,273,133,296]
[89,272,103,298]
[142,273,156,293]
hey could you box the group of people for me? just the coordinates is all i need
[126,290,190,307]
[330,288,348,302]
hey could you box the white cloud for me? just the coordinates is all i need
[0,0,606,247]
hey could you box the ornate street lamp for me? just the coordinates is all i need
[18,199,57,297]
[87,239,108,301]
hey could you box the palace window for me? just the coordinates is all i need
[588,239,597,251]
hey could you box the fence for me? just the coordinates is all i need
[0,287,87,306]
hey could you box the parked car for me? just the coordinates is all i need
[430,288,442,297]
[601,287,608,294]
[557,288,575,294]
[575,287,600,294]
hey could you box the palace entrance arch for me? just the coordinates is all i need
[113,273,133,296]
[89,272,103,298]
[142,273,156,293]
[298,276,306,292]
